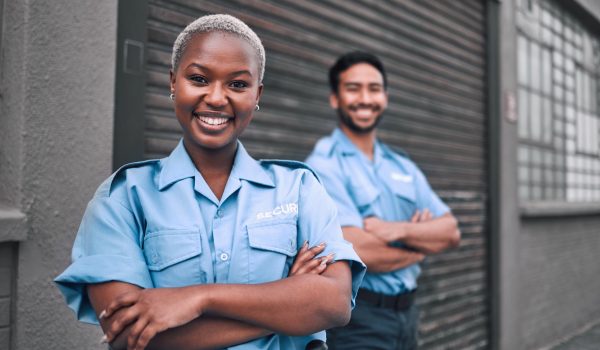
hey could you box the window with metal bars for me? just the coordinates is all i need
[516,0,600,203]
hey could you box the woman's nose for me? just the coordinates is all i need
[204,83,228,108]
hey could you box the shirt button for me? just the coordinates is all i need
[216,210,224,218]
[219,252,229,261]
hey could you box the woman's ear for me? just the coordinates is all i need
[169,69,176,93]
[256,83,264,104]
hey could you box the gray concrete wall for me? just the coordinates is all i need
[518,215,600,349]
[1,0,118,349]
[0,244,16,350]
[0,0,25,208]
[489,0,522,348]
[574,0,600,22]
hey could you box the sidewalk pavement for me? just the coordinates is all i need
[547,321,600,350]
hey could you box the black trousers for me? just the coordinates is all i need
[326,301,419,350]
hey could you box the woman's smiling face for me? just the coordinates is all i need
[170,31,263,152]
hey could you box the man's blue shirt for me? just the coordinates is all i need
[55,140,365,350]
[306,128,449,295]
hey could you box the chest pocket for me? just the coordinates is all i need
[247,220,297,284]
[384,177,418,219]
[390,183,416,203]
[348,177,379,219]
[143,229,207,287]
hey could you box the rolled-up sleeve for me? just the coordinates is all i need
[297,171,366,308]
[414,167,450,217]
[55,194,152,324]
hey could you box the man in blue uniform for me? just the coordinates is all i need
[306,51,461,349]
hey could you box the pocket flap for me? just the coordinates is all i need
[247,221,297,257]
[143,230,202,271]
[390,184,417,203]
[350,184,379,207]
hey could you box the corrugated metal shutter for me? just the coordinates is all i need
[143,0,488,348]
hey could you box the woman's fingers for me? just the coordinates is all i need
[310,253,335,274]
[127,316,149,350]
[307,242,326,258]
[101,291,139,319]
[289,242,326,276]
[300,242,326,261]
[134,324,159,350]
[295,255,323,275]
[105,305,141,343]
[289,241,309,274]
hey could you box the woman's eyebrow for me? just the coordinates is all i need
[229,69,253,77]
[185,62,207,70]
[184,63,253,78]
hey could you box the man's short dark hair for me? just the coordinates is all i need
[328,51,387,94]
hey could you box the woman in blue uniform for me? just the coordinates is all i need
[55,14,364,350]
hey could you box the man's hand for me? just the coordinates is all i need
[289,241,335,276]
[100,287,206,350]
[364,209,432,243]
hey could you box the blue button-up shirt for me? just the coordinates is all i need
[55,140,365,350]
[306,128,449,295]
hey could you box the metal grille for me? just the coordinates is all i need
[517,0,600,203]
[142,1,488,348]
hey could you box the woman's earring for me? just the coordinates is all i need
[169,93,175,101]
[255,104,260,111]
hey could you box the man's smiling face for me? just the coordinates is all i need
[331,63,388,134]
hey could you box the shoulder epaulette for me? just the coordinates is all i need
[259,159,322,182]
[313,137,336,157]
[114,159,161,174]
[108,159,161,195]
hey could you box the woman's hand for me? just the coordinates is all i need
[100,286,205,350]
[97,242,333,350]
[288,241,334,276]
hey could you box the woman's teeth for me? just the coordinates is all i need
[198,116,229,125]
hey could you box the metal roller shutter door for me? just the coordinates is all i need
[142,1,488,348]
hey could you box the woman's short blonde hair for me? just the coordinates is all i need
[171,14,266,82]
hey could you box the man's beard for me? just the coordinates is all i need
[337,107,384,134]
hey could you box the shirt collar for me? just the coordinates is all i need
[230,141,275,187]
[332,128,386,163]
[331,128,359,155]
[158,139,274,191]
[158,140,197,190]
[377,142,397,160]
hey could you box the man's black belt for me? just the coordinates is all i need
[357,288,416,311]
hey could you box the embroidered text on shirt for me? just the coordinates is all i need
[256,203,298,220]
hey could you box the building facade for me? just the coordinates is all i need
[0,0,598,349]
[0,1,118,349]
[493,0,600,349]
